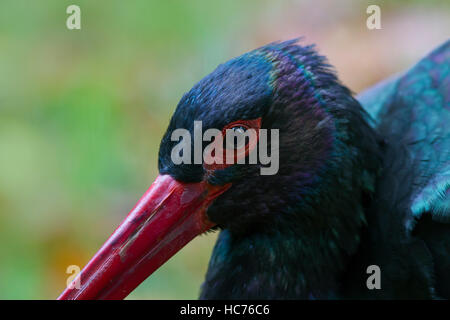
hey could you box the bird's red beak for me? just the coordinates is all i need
[58,174,230,300]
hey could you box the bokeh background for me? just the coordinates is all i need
[0,0,449,299]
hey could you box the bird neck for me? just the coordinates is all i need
[200,219,360,299]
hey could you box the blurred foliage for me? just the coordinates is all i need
[0,0,448,299]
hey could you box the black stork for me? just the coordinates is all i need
[58,39,450,299]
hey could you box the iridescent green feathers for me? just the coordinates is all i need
[198,38,450,299]
[358,39,450,230]
[357,39,450,298]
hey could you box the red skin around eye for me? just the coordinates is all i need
[204,117,262,172]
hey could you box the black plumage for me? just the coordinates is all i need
[157,39,450,299]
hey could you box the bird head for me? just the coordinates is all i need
[58,39,381,300]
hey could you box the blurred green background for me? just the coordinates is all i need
[0,0,448,299]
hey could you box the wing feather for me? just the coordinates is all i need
[357,39,450,298]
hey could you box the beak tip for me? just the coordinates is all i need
[58,174,228,300]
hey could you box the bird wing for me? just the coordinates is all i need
[358,39,450,226]
[357,39,450,298]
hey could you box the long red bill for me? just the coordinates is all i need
[57,174,230,300]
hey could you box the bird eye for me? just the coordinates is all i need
[225,125,249,150]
